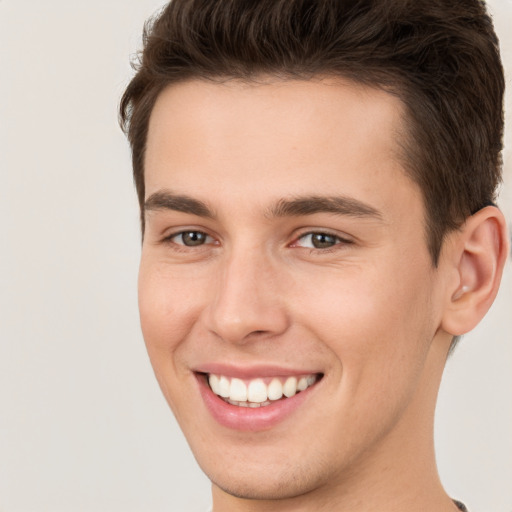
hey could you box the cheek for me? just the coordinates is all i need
[294,258,436,385]
[137,261,206,421]
[294,266,437,447]
[137,260,205,379]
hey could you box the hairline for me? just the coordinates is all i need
[138,72,441,264]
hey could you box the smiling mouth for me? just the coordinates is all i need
[205,373,323,408]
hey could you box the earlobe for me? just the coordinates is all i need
[441,206,509,336]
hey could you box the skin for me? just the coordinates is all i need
[139,78,507,511]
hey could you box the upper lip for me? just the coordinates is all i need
[194,363,322,379]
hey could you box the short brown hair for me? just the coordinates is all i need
[120,0,504,264]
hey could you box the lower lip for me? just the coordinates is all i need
[196,374,317,432]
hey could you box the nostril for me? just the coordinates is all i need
[205,291,290,343]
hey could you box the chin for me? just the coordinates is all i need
[212,477,314,502]
[203,456,327,502]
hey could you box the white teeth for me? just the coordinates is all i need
[208,374,219,394]
[283,376,297,398]
[267,378,283,400]
[218,376,230,397]
[247,379,268,403]
[230,378,247,401]
[297,376,308,391]
[208,373,319,406]
[226,399,271,408]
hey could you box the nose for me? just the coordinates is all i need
[203,247,290,344]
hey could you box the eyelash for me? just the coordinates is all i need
[163,230,216,250]
[292,231,354,252]
[162,229,353,255]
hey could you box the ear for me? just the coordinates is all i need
[441,206,509,336]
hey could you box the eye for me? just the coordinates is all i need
[169,230,214,247]
[294,232,350,249]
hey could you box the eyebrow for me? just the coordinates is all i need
[144,190,216,218]
[268,195,383,220]
[144,190,382,221]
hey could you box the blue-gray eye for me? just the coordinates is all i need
[310,233,338,248]
[174,231,211,246]
[297,232,341,249]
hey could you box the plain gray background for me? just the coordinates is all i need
[0,1,510,511]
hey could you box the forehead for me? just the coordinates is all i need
[144,78,421,223]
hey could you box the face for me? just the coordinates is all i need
[140,78,451,503]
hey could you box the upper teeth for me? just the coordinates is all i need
[208,374,318,404]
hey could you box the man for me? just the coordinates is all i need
[120,1,509,510]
